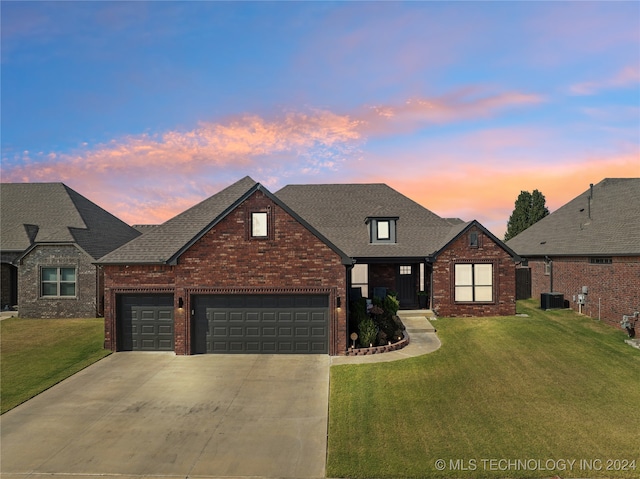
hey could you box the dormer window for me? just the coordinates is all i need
[377,220,390,240]
[367,217,398,244]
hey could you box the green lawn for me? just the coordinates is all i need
[328,300,640,479]
[1,318,111,414]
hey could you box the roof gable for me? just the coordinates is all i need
[98,177,351,265]
[1,183,140,259]
[98,176,258,264]
[506,178,640,256]
[434,220,519,260]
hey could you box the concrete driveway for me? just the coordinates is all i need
[1,352,329,479]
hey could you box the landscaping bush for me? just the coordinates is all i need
[383,294,400,316]
[358,317,377,348]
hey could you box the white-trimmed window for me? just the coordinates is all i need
[41,267,76,297]
[251,212,268,237]
[377,220,390,240]
[454,263,493,302]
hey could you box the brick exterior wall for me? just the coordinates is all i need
[432,226,516,317]
[369,264,396,293]
[18,244,98,318]
[526,256,640,329]
[103,190,348,355]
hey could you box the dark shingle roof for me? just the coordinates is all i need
[98,176,258,264]
[275,183,459,258]
[506,178,640,256]
[0,183,141,260]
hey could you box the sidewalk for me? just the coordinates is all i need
[0,310,18,320]
[331,311,441,365]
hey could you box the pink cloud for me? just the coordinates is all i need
[0,89,570,229]
[570,64,640,95]
[361,90,544,136]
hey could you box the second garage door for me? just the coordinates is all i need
[192,294,329,354]
[117,294,174,351]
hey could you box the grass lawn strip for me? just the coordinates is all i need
[1,318,111,414]
[327,300,640,478]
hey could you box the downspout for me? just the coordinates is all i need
[344,262,355,353]
[427,257,434,312]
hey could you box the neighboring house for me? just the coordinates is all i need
[506,178,640,330]
[98,176,518,355]
[0,183,141,318]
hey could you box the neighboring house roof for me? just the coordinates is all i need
[506,178,640,257]
[275,183,463,259]
[98,176,351,265]
[0,183,141,261]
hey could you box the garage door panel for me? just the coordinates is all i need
[229,327,244,337]
[192,294,328,354]
[212,312,227,321]
[246,327,260,336]
[278,327,293,337]
[311,327,326,337]
[262,327,277,337]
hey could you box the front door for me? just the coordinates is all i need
[396,265,417,309]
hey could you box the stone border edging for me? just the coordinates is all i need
[344,328,410,356]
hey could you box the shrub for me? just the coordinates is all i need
[383,294,400,316]
[358,317,377,348]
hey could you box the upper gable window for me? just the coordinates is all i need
[251,212,268,238]
[469,231,479,248]
[368,218,397,244]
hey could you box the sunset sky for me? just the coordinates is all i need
[2,1,639,238]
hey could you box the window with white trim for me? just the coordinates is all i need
[377,220,390,240]
[454,263,493,302]
[41,267,76,297]
[251,212,268,237]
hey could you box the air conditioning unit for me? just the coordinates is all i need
[541,292,564,310]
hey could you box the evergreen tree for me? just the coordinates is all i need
[504,189,549,241]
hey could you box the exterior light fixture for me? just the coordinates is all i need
[337,296,341,309]
[178,297,184,309]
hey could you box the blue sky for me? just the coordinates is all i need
[2,1,638,237]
